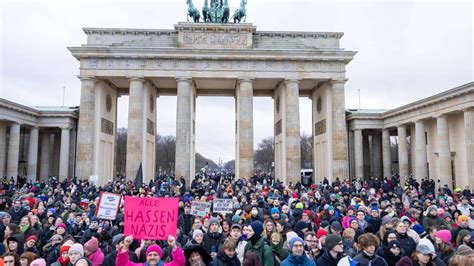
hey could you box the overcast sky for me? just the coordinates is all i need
[1,0,472,163]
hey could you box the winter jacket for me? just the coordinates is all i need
[280,254,316,266]
[211,249,241,266]
[395,232,416,257]
[382,247,402,266]
[178,213,195,236]
[243,237,274,266]
[316,250,343,266]
[353,251,388,266]
[115,246,185,266]
[87,248,105,266]
[203,232,224,255]
[103,249,139,266]
[422,215,446,231]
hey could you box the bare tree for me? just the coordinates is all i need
[115,127,127,175]
[254,137,275,172]
[155,135,176,174]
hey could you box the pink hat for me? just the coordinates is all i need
[30,259,46,266]
[146,244,163,257]
[436,230,452,244]
[57,223,67,229]
[84,237,99,253]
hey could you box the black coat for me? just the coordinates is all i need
[212,249,241,266]
[395,232,416,257]
[316,250,343,266]
[203,231,224,254]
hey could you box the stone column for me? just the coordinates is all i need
[27,127,39,181]
[372,132,382,177]
[464,109,474,189]
[382,129,392,178]
[398,125,409,184]
[354,129,364,179]
[0,122,6,177]
[175,77,194,184]
[415,120,428,180]
[6,123,20,178]
[40,131,51,179]
[363,134,370,178]
[436,115,452,188]
[235,78,254,179]
[76,77,96,179]
[285,79,301,184]
[126,77,145,180]
[52,133,61,177]
[330,79,349,179]
[59,127,70,181]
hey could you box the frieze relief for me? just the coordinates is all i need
[83,58,345,73]
[182,32,248,46]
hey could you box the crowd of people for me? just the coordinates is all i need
[0,171,473,266]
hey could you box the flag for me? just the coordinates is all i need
[134,162,143,188]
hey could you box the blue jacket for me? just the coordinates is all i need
[281,254,316,266]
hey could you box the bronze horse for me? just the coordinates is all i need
[232,0,247,23]
[187,0,201,22]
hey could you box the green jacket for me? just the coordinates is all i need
[244,237,274,266]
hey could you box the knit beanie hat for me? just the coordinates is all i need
[26,235,38,243]
[146,244,163,257]
[286,231,298,245]
[289,237,305,250]
[250,220,263,237]
[232,215,241,224]
[84,237,99,253]
[30,259,46,266]
[458,215,469,223]
[69,243,84,257]
[56,223,67,230]
[271,207,280,214]
[427,205,438,214]
[209,217,220,226]
[456,244,474,256]
[436,230,452,244]
[60,245,71,255]
[193,229,204,239]
[412,224,425,235]
[458,229,470,242]
[325,234,343,251]
[316,228,328,238]
[295,202,304,209]
[295,221,308,232]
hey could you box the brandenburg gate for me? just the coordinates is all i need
[69,22,356,186]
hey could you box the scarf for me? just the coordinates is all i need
[58,256,70,266]
[20,224,29,233]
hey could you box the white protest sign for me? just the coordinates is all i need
[96,192,122,220]
[190,201,211,217]
[213,198,233,214]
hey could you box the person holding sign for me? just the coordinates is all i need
[116,235,185,266]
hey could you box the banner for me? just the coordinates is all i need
[124,197,178,240]
[213,198,233,214]
[190,201,211,217]
[96,192,121,220]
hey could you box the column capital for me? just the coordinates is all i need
[284,78,301,85]
[434,113,448,119]
[462,107,474,112]
[128,76,145,82]
[237,77,255,84]
[77,75,96,81]
[329,78,348,85]
[175,76,192,83]
[60,126,72,131]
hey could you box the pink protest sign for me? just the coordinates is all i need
[124,196,178,240]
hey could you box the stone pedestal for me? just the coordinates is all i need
[126,78,156,184]
[175,77,196,185]
[382,129,391,178]
[0,122,6,177]
[330,80,349,179]
[398,125,409,184]
[40,131,51,179]
[436,115,452,188]
[27,127,39,181]
[59,128,70,181]
[6,123,20,178]
[235,78,254,179]
[354,129,363,179]
[464,109,474,189]
[76,77,96,179]
[372,133,382,177]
